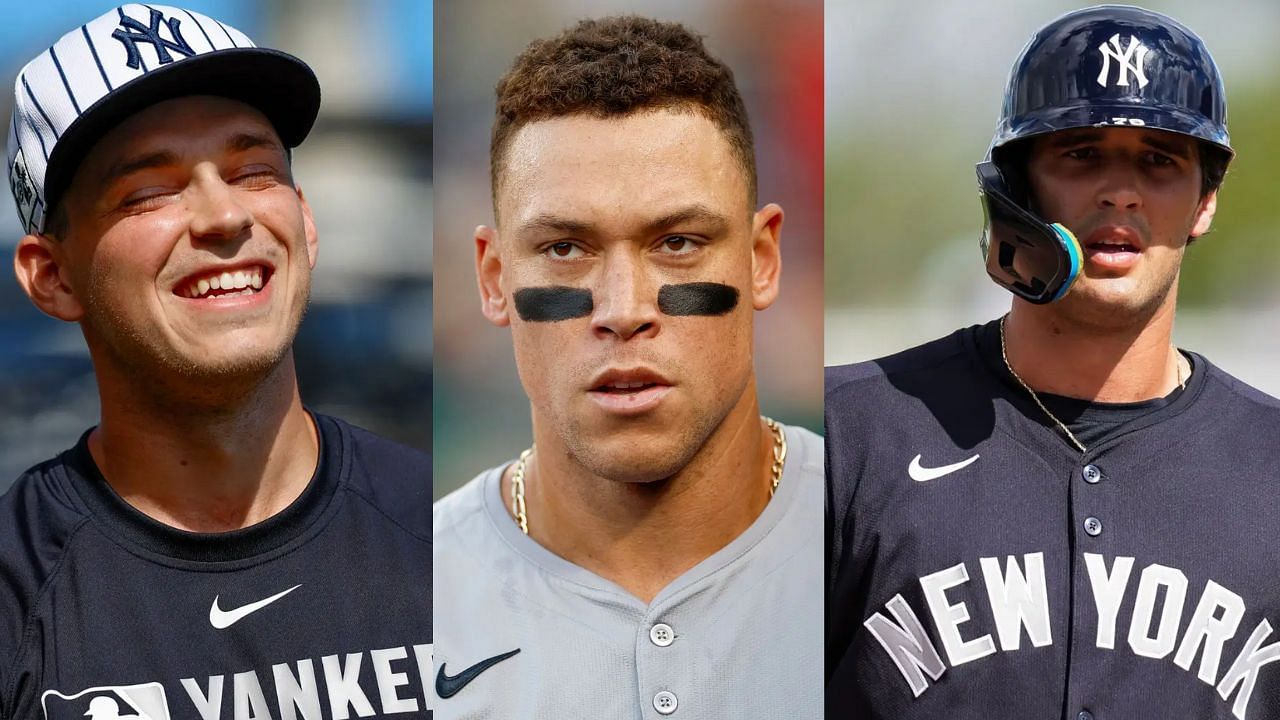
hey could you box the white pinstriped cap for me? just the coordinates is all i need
[7,4,320,235]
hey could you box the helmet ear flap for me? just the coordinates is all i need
[977,160,1083,305]
[990,140,1034,210]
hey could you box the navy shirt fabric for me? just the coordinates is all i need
[0,414,432,720]
[971,318,1192,449]
[827,320,1280,720]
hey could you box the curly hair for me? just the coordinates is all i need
[491,16,756,209]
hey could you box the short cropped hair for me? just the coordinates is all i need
[491,16,757,209]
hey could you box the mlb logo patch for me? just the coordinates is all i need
[9,148,40,233]
[41,683,170,720]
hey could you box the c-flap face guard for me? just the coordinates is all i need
[977,161,1082,304]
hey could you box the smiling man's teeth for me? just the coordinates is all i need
[609,381,649,390]
[185,266,266,299]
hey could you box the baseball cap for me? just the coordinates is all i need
[7,4,321,235]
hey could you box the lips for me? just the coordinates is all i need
[589,367,672,393]
[587,367,674,414]
[1082,225,1145,270]
[174,263,273,300]
[1084,225,1145,253]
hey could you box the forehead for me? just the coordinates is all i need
[496,109,749,231]
[77,95,283,174]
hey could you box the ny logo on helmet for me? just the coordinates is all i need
[1097,34,1149,89]
[111,8,196,70]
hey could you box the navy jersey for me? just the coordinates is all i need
[827,321,1280,720]
[0,414,432,720]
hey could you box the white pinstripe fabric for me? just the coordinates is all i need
[7,4,257,234]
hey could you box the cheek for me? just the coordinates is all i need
[83,237,168,302]
[510,322,583,394]
[1027,176,1078,221]
[674,309,754,384]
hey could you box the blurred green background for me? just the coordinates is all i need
[434,0,824,499]
[825,0,1280,388]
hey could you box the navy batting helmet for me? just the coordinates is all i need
[977,5,1232,304]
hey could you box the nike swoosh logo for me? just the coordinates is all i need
[436,649,521,699]
[908,453,980,482]
[209,584,301,629]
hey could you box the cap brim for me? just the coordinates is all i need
[43,47,320,218]
[993,102,1233,158]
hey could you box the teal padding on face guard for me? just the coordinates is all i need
[1048,223,1082,302]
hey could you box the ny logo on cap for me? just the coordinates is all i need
[1097,33,1150,89]
[112,8,196,69]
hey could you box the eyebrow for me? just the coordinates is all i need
[226,131,284,155]
[98,132,285,187]
[1044,129,1193,158]
[517,204,732,238]
[99,150,179,187]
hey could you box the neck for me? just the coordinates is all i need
[88,355,318,533]
[504,385,774,604]
[1003,295,1184,403]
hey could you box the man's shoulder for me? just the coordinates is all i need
[0,453,92,665]
[0,453,91,559]
[318,414,431,540]
[780,423,824,478]
[325,414,431,473]
[433,466,497,542]
[826,326,978,407]
[1198,356,1280,422]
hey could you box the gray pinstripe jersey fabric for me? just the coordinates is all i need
[433,424,823,719]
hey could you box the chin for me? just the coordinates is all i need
[148,337,293,391]
[567,425,709,484]
[1059,277,1175,327]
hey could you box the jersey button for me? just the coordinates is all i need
[1084,517,1103,536]
[1078,711,1094,720]
[1082,464,1103,484]
[650,623,675,647]
[653,690,679,715]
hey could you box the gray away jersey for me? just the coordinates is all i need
[432,424,823,719]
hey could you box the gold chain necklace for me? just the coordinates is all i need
[998,315,1186,455]
[510,416,788,536]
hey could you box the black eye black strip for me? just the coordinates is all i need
[658,282,739,316]
[513,286,594,322]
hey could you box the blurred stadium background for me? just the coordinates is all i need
[433,0,823,499]
[0,0,432,491]
[825,0,1280,390]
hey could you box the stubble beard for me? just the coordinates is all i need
[556,372,750,486]
[82,276,311,411]
[1055,256,1182,333]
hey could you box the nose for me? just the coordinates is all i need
[591,253,660,341]
[187,164,252,242]
[1096,160,1143,211]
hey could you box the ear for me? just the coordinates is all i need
[749,203,784,311]
[296,185,319,268]
[475,225,510,327]
[1190,189,1218,239]
[14,233,84,321]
